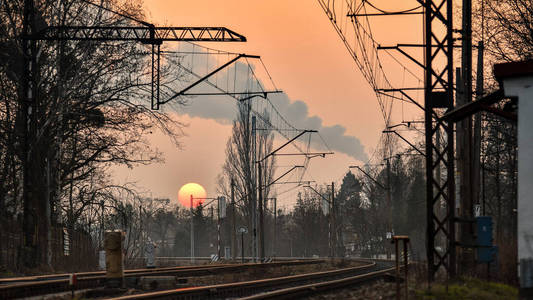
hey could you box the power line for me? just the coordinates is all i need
[363,1,422,15]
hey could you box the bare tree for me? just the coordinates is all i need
[0,0,187,269]
[217,100,276,253]
[482,0,533,62]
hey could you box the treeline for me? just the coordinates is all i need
[0,0,184,272]
[95,154,428,262]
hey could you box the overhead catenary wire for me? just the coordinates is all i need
[158,41,339,206]
[166,47,332,162]
[363,1,422,15]
[317,0,426,126]
[317,0,433,165]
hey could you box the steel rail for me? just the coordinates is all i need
[108,261,378,300]
[239,267,396,299]
[0,257,320,284]
[0,262,228,284]
[1,260,323,299]
[0,257,321,284]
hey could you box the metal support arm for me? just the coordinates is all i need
[349,166,387,190]
[160,54,259,105]
[304,184,330,204]
[382,130,426,157]
[262,166,304,190]
[258,130,317,163]
[28,25,247,110]
[33,26,247,43]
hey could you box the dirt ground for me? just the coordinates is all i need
[304,279,399,300]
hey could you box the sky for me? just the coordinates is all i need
[113,0,425,210]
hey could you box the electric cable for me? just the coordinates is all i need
[364,1,422,15]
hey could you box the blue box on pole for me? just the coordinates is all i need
[476,216,495,262]
[476,216,493,246]
[478,245,498,263]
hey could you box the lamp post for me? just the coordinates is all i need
[238,226,248,263]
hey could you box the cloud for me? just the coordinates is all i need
[167,52,367,161]
[176,95,237,125]
[269,93,368,162]
[174,91,367,162]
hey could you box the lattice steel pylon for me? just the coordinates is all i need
[422,0,456,282]
[315,0,457,282]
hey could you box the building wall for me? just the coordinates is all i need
[502,75,533,289]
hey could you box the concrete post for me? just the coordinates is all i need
[104,231,124,288]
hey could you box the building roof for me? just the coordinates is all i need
[494,59,533,81]
[441,60,532,122]
[442,89,517,122]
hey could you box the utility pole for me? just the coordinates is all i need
[386,158,392,260]
[329,211,333,258]
[456,66,463,210]
[231,179,237,260]
[458,0,475,274]
[273,197,277,257]
[473,41,484,211]
[462,0,473,106]
[258,162,265,261]
[255,129,315,261]
[251,115,257,262]
[217,197,221,259]
[190,194,195,264]
[331,182,336,258]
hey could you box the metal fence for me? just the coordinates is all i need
[0,219,97,273]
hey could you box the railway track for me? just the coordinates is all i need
[0,257,317,285]
[107,260,394,300]
[0,263,229,285]
[0,259,324,299]
[238,267,395,299]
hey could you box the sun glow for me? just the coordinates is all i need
[178,183,207,208]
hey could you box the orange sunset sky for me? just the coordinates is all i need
[114,1,425,209]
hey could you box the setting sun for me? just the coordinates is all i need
[178,183,207,208]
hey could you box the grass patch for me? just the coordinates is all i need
[414,277,518,299]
